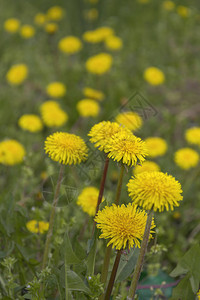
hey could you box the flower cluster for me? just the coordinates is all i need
[40,101,68,127]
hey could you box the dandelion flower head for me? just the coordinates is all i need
[144,67,165,85]
[34,13,46,26]
[20,25,35,39]
[133,160,160,175]
[4,18,20,33]
[26,220,49,234]
[105,35,123,51]
[177,6,190,18]
[174,148,199,170]
[83,87,104,101]
[185,127,200,147]
[47,6,64,21]
[45,22,58,34]
[0,139,26,166]
[58,36,82,54]
[40,101,68,127]
[46,82,66,98]
[162,1,175,11]
[6,64,28,85]
[77,99,100,118]
[115,111,143,132]
[85,53,113,75]
[77,186,104,216]
[18,114,43,132]
[145,137,167,157]
[84,8,99,21]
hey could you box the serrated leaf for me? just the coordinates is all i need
[116,247,139,283]
[170,275,194,300]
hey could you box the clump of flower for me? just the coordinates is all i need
[174,148,199,170]
[143,67,165,85]
[0,140,26,165]
[47,6,64,21]
[6,64,28,85]
[18,114,43,133]
[86,53,113,75]
[83,27,114,43]
[145,137,167,157]
[83,87,105,101]
[40,101,68,127]
[46,82,66,98]
[77,99,100,118]
[95,203,155,250]
[34,13,46,26]
[77,187,104,216]
[4,18,20,33]
[177,5,190,18]
[45,23,58,34]
[162,1,175,11]
[133,161,160,175]
[105,35,123,51]
[185,127,200,147]
[127,171,183,212]
[115,111,143,132]
[20,25,35,39]
[45,132,88,165]
[58,36,82,54]
[26,220,49,234]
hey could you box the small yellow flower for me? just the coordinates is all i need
[83,87,104,101]
[77,99,100,118]
[185,127,200,147]
[6,64,28,85]
[197,289,200,300]
[0,140,26,165]
[40,101,68,127]
[47,6,64,21]
[177,6,190,18]
[83,30,102,44]
[127,171,183,212]
[162,1,175,11]
[96,27,114,39]
[84,9,98,21]
[45,22,58,34]
[95,203,155,250]
[34,13,46,26]
[133,161,160,175]
[105,35,123,51]
[58,36,82,54]
[144,67,165,85]
[77,186,103,216]
[45,132,88,165]
[4,18,20,33]
[18,114,43,132]
[46,82,66,98]
[20,25,35,39]
[145,137,167,158]
[115,111,143,132]
[86,53,113,75]
[174,148,199,170]
[26,220,49,234]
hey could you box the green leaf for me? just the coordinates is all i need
[15,243,31,261]
[116,247,139,283]
[60,268,91,294]
[86,228,98,276]
[170,265,188,277]
[62,232,81,265]
[170,275,194,300]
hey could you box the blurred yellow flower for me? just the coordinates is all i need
[45,22,58,34]
[127,172,183,212]
[18,114,43,132]
[84,8,98,21]
[40,100,60,110]
[47,6,64,21]
[77,99,100,118]
[177,6,190,18]
[174,148,199,170]
[144,67,165,85]
[58,36,82,54]
[145,137,167,158]
[46,82,66,98]
[197,289,200,300]
[105,35,123,51]
[83,27,114,43]
[45,132,88,165]
[185,127,200,146]
[26,220,49,234]
[162,1,175,11]
[4,18,20,33]
[173,211,181,220]
[96,27,114,39]
[85,53,113,75]
[115,111,143,131]
[40,101,68,127]
[133,161,160,175]
[0,139,26,165]
[34,13,46,26]
[77,186,103,216]
[83,87,105,101]
[20,25,35,39]
[6,64,28,85]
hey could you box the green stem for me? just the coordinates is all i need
[42,164,64,269]
[128,210,154,299]
[114,164,124,205]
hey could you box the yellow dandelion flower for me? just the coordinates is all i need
[96,27,114,40]
[45,132,88,165]
[40,100,60,111]
[145,137,167,158]
[177,6,190,18]
[77,99,100,118]
[4,18,20,33]
[95,203,155,250]
[144,67,165,86]
[46,82,66,98]
[58,36,82,54]
[20,25,35,39]
[40,102,68,128]
[77,186,103,216]
[26,220,49,234]
[18,114,43,133]
[127,171,183,212]
[104,131,148,167]
[86,53,112,75]
[83,87,104,101]
[197,289,200,300]
[162,1,175,11]
[105,35,123,51]
[45,22,58,34]
[83,30,102,44]
[47,6,64,21]
[34,13,46,26]
[0,140,26,166]
[133,161,160,175]
[115,111,143,132]
[185,127,200,146]
[174,148,199,170]
[84,9,98,21]
[6,64,28,85]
